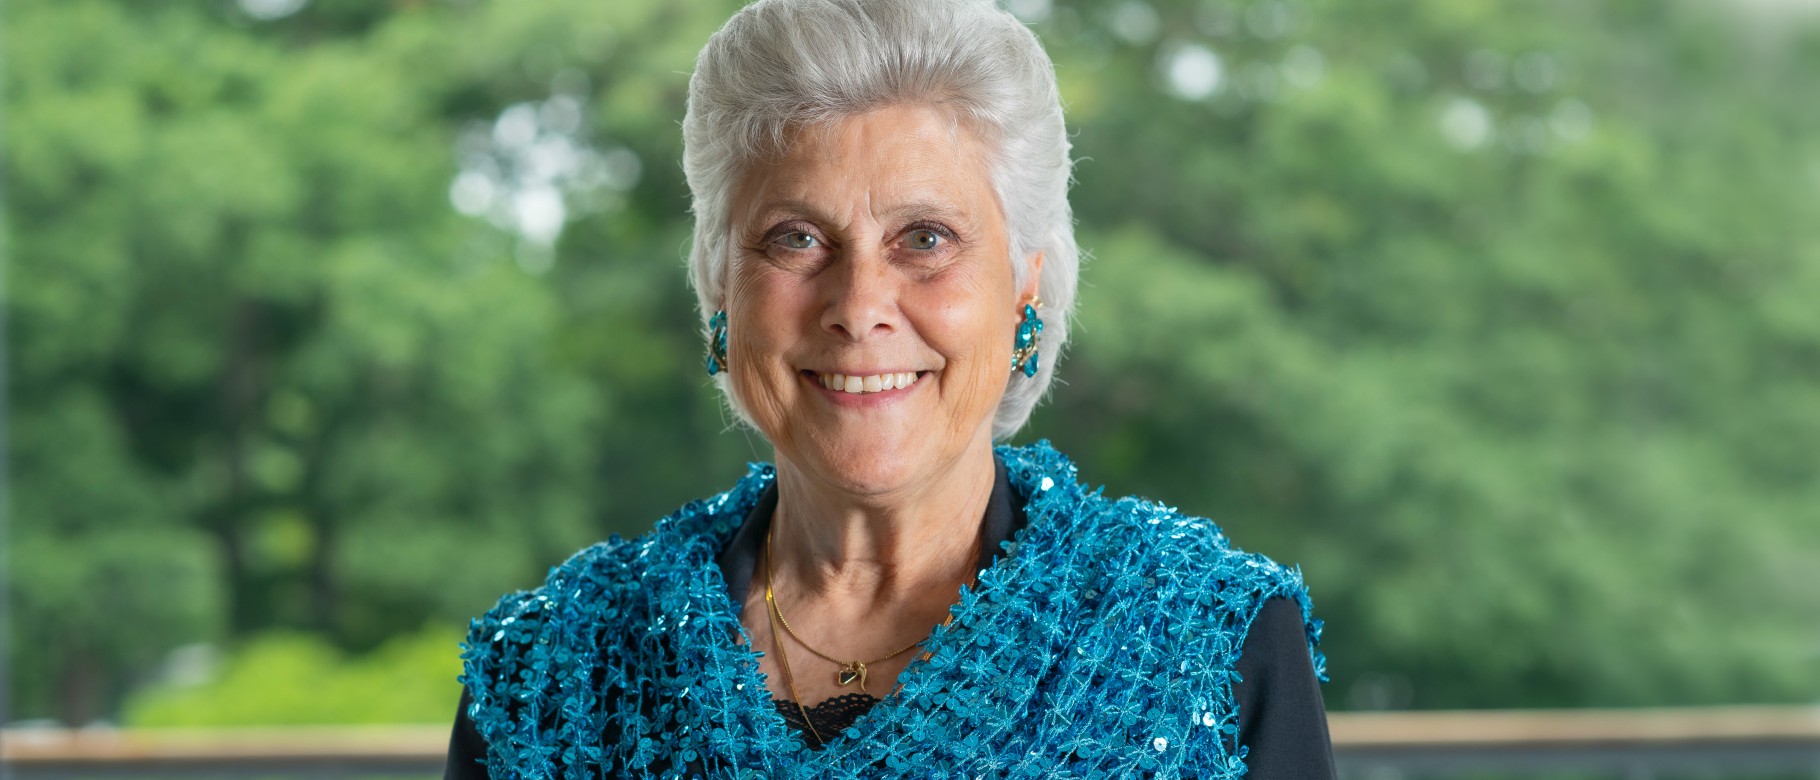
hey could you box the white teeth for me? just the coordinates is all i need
[818,371,919,394]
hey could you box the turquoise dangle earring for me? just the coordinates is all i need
[1011,296,1044,378]
[704,309,729,375]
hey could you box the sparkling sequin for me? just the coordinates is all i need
[460,441,1325,779]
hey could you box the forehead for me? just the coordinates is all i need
[733,103,1001,225]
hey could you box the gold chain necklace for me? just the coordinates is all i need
[762,521,982,738]
[761,550,826,746]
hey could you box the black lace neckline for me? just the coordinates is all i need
[770,693,882,747]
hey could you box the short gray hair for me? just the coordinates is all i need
[682,0,1079,441]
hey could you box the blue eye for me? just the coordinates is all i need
[906,228,942,251]
[778,231,818,250]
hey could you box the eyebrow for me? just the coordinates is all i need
[745,198,978,232]
[744,199,837,228]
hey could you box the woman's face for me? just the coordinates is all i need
[724,103,1038,498]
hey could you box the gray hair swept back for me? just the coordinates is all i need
[682,0,1080,441]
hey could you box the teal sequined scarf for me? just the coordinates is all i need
[461,441,1324,778]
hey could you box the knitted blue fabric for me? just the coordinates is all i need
[460,441,1325,779]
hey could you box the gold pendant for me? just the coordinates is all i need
[837,661,868,692]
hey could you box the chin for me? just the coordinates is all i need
[786,431,941,498]
[819,446,921,496]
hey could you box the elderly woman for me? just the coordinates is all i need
[445,0,1331,777]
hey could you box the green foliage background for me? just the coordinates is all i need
[4,0,1817,724]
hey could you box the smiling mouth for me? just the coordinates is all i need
[805,370,925,394]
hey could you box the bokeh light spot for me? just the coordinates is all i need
[1441,97,1492,149]
[1163,43,1224,100]
[239,0,307,21]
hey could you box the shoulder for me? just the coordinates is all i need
[998,440,1325,678]
[457,460,778,728]
[468,460,775,623]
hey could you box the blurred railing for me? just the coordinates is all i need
[0,724,449,779]
[3,706,1817,779]
[1330,705,1820,778]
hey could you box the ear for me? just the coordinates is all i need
[1021,250,1046,303]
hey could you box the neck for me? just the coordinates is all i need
[768,440,996,607]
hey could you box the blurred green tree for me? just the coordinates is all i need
[1036,0,1820,707]
[3,0,625,720]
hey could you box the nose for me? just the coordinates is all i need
[819,248,897,342]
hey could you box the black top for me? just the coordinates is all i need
[445,457,1335,778]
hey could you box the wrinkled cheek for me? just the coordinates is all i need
[945,357,1010,442]
[728,345,794,442]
